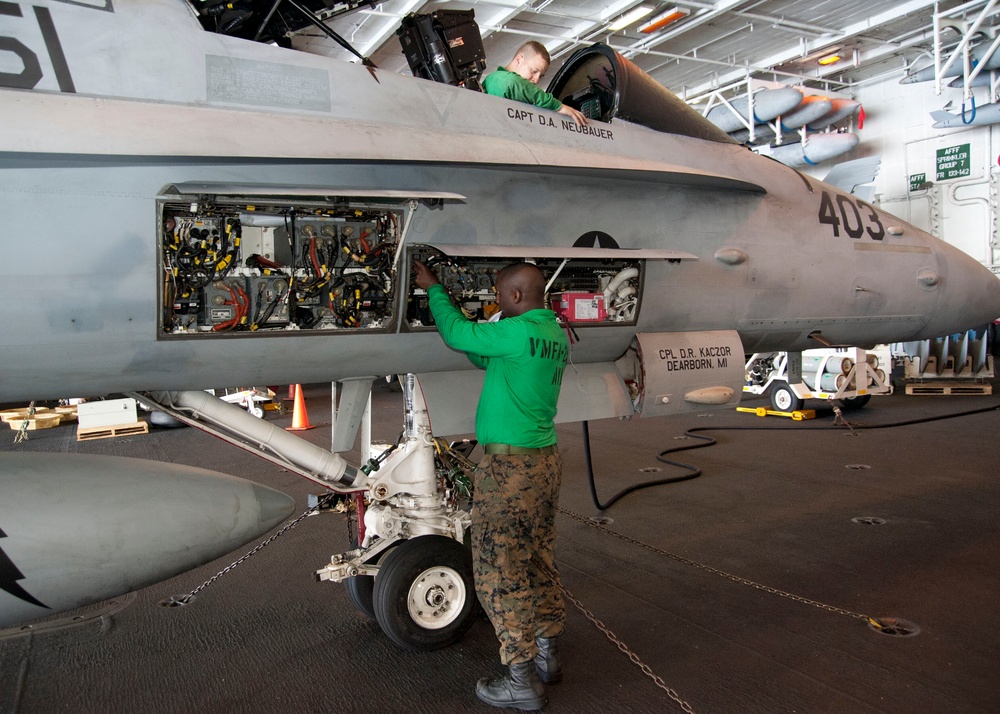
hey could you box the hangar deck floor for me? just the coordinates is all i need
[2,380,999,714]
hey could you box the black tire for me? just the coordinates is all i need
[343,531,390,620]
[149,409,187,428]
[837,394,871,410]
[345,574,376,619]
[769,381,804,411]
[372,535,479,652]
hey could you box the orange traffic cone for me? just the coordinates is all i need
[286,384,315,431]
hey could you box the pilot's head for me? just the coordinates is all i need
[508,41,551,85]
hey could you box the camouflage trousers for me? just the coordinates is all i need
[472,451,565,666]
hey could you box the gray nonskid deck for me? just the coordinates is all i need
[2,382,999,713]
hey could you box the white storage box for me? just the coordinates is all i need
[77,398,139,429]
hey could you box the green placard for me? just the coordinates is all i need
[909,173,926,191]
[936,144,971,181]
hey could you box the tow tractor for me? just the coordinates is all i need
[744,346,892,412]
[214,387,278,418]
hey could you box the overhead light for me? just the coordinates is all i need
[639,7,690,34]
[818,53,842,66]
[608,5,654,32]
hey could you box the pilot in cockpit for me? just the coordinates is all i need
[483,41,589,128]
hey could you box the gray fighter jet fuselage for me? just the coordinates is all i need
[2,0,998,404]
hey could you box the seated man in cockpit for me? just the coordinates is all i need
[483,41,588,128]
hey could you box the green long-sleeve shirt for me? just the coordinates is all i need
[427,284,568,447]
[482,66,562,111]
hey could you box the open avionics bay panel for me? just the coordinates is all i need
[158,186,686,337]
[406,245,654,329]
[158,185,436,336]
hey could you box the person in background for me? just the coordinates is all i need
[483,40,588,128]
[413,260,569,711]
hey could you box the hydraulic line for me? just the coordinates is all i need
[583,420,711,511]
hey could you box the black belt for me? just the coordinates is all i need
[484,443,557,456]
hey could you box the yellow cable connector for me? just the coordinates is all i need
[867,617,887,631]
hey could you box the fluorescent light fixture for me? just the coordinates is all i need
[608,5,654,32]
[818,54,842,66]
[640,7,690,34]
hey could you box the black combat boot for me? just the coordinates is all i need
[475,661,547,711]
[533,636,562,684]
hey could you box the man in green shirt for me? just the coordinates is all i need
[413,259,569,711]
[483,40,588,128]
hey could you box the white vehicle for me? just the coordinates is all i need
[212,387,277,419]
[744,346,892,411]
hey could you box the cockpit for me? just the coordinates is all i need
[189,1,734,144]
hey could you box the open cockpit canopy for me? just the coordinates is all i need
[547,43,735,144]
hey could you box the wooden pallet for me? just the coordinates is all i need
[905,381,993,396]
[6,414,62,430]
[77,421,149,441]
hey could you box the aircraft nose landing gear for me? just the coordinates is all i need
[316,375,479,652]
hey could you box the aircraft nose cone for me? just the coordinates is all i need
[252,483,296,530]
[985,269,1000,313]
[924,243,1000,337]
[954,256,1000,326]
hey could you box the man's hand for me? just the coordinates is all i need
[413,260,440,290]
[557,103,588,127]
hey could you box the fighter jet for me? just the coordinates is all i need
[2,1,999,649]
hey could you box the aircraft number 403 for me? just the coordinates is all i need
[817,190,886,241]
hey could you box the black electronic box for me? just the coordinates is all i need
[397,10,486,91]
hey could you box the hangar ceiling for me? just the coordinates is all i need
[279,0,998,104]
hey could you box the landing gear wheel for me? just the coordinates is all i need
[149,409,186,428]
[770,381,804,412]
[345,573,376,619]
[837,394,871,410]
[373,535,479,652]
[343,532,390,620]
[250,405,264,418]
